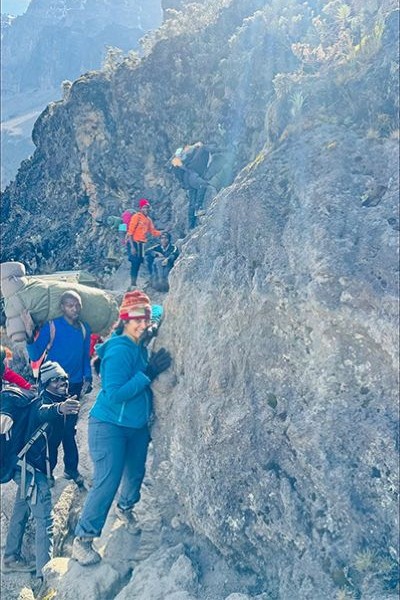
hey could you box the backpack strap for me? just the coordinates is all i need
[17,423,49,504]
[79,321,86,340]
[31,320,56,381]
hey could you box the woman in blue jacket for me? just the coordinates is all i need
[72,290,171,566]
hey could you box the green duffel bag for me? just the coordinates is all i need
[1,262,119,342]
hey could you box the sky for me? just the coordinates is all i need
[1,0,30,15]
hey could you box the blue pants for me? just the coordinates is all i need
[75,417,150,539]
[4,470,53,577]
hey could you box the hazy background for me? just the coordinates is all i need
[1,0,30,15]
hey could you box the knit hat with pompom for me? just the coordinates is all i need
[119,290,151,321]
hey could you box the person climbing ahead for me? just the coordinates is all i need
[126,199,162,288]
[171,142,217,229]
[23,290,92,486]
[72,290,171,566]
[146,231,179,292]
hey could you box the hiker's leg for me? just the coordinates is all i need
[28,472,53,577]
[75,418,126,538]
[62,382,82,475]
[188,189,197,229]
[62,413,79,474]
[195,185,207,212]
[146,251,155,275]
[130,256,141,285]
[3,475,30,560]
[129,243,144,285]
[117,426,150,509]
[152,257,164,290]
[160,265,170,292]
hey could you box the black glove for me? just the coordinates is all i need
[145,348,172,381]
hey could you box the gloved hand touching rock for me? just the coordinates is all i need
[145,348,171,381]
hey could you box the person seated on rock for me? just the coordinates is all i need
[1,345,33,390]
[72,290,171,566]
[2,361,80,582]
[126,198,162,289]
[146,231,179,292]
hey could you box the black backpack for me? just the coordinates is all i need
[0,385,45,485]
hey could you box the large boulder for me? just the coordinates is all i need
[152,125,399,598]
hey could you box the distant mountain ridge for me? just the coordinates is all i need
[2,0,162,95]
[1,0,162,188]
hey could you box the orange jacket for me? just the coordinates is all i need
[127,211,161,242]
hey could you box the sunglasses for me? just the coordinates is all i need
[49,376,68,383]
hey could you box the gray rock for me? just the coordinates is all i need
[43,557,127,600]
[114,544,198,599]
[152,129,399,599]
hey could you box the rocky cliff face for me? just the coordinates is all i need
[155,129,399,598]
[1,1,399,598]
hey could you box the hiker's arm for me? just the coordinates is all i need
[2,367,32,390]
[36,401,61,423]
[20,309,37,343]
[149,219,161,237]
[102,349,151,405]
[26,322,51,361]
[36,397,80,423]
[167,246,179,266]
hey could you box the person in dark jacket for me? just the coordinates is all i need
[146,232,179,292]
[72,290,171,566]
[2,361,79,580]
[171,142,217,229]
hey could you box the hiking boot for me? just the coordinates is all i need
[71,537,101,566]
[3,555,36,573]
[31,576,45,598]
[115,505,141,534]
[64,471,85,487]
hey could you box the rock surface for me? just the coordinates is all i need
[152,125,399,598]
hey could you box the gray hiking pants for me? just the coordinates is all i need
[4,469,53,577]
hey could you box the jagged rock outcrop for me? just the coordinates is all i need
[154,126,399,598]
[1,1,399,598]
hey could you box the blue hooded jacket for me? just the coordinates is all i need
[90,334,152,428]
